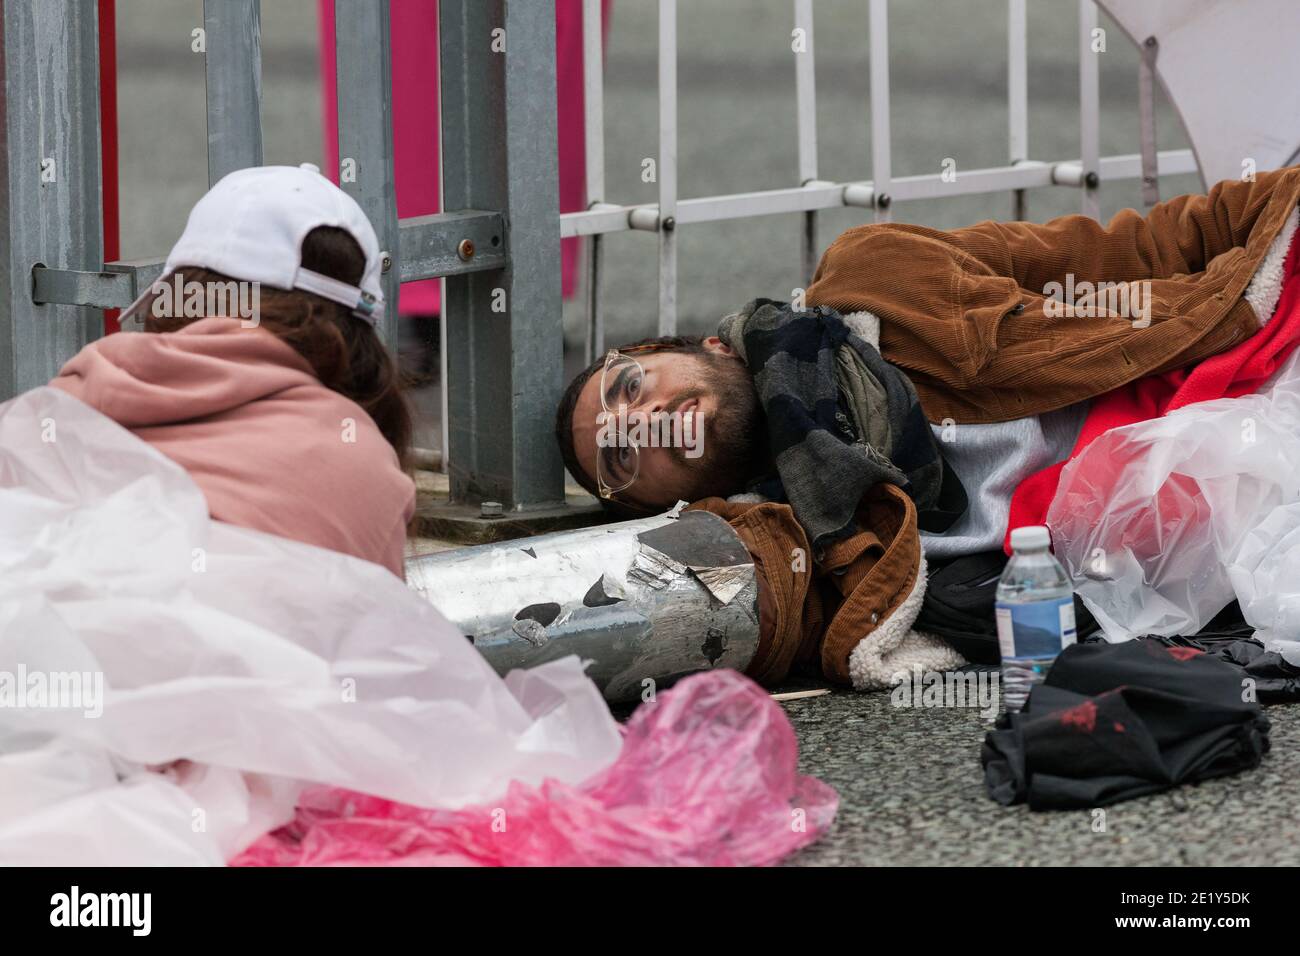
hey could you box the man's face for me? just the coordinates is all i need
[569,337,764,510]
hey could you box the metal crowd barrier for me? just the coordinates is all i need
[0,0,1197,518]
[567,0,1198,351]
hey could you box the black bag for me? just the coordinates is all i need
[982,638,1272,809]
[1116,603,1300,704]
[917,551,1099,663]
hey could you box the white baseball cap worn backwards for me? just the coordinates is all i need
[125,163,385,327]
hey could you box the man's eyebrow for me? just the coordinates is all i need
[604,366,630,406]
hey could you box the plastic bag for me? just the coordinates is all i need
[0,388,622,864]
[232,668,838,866]
[1047,347,1300,643]
[1225,502,1300,660]
[0,388,834,867]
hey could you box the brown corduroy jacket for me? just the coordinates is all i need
[805,166,1300,424]
[688,484,923,687]
[702,169,1300,686]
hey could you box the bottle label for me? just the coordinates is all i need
[995,596,1077,660]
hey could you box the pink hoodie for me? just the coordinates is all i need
[51,318,415,577]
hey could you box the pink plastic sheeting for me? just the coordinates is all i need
[233,670,838,866]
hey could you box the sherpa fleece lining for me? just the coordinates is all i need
[1246,203,1300,324]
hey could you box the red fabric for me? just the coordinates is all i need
[1006,231,1300,553]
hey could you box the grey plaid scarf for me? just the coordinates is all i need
[719,299,964,554]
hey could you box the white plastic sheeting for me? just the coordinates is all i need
[0,387,622,865]
[1048,346,1300,659]
[1098,0,1300,185]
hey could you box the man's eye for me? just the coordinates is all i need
[617,445,634,469]
[626,372,643,402]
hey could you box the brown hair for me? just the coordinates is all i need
[140,226,413,469]
[554,333,708,517]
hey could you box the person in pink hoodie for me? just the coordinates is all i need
[50,165,416,578]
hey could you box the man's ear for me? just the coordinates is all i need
[702,335,734,356]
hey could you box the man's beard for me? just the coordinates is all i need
[661,351,765,504]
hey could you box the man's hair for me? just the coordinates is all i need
[554,333,708,516]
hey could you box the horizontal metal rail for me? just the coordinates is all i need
[396,210,505,283]
[31,258,163,311]
[558,149,1199,238]
[32,145,1200,310]
[33,145,1198,311]
[32,210,506,308]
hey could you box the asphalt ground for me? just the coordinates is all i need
[113,2,1276,866]
[779,674,1300,866]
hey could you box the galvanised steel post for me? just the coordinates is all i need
[439,0,565,511]
[0,0,104,400]
[334,0,400,352]
[406,510,761,702]
[203,0,264,186]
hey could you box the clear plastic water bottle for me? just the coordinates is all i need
[996,525,1077,713]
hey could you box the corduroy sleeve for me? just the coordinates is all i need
[685,498,817,686]
[949,166,1300,293]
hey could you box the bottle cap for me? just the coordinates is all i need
[1009,525,1051,551]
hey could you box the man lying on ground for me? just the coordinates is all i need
[554,165,1300,689]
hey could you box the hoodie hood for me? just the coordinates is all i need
[51,318,415,577]
[52,317,321,428]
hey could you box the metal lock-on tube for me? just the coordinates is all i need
[406,510,761,702]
